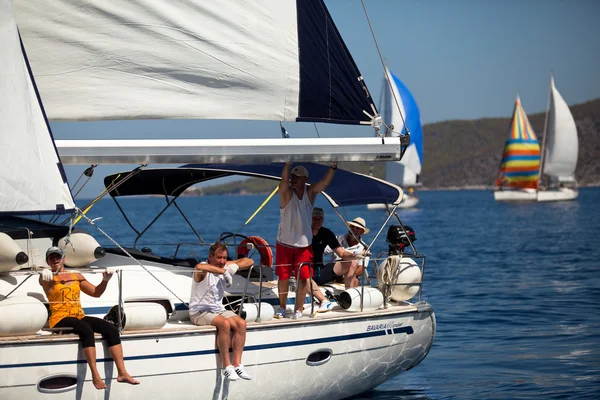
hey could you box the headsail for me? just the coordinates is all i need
[14,0,376,125]
[541,77,578,182]
[382,68,423,186]
[495,97,540,189]
[0,0,75,215]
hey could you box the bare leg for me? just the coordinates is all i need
[211,316,232,367]
[109,344,140,385]
[278,278,289,309]
[311,280,326,303]
[83,346,106,390]
[229,316,246,366]
[295,279,308,312]
[335,260,358,289]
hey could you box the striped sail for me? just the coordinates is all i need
[495,97,540,189]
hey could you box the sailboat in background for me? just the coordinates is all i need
[368,67,423,209]
[494,96,541,201]
[537,76,579,202]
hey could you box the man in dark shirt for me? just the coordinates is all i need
[310,207,360,312]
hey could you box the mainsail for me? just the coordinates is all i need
[541,77,578,183]
[496,97,540,189]
[14,0,376,125]
[382,68,423,186]
[0,0,75,215]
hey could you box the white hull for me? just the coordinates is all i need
[0,305,434,400]
[367,195,419,210]
[1,252,435,399]
[493,189,537,202]
[537,187,578,202]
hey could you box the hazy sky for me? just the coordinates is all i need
[50,0,600,198]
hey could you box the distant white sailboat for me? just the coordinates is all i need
[368,67,423,210]
[537,76,579,202]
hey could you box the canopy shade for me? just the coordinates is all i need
[104,163,403,207]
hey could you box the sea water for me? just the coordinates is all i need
[78,188,600,399]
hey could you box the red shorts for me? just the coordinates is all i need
[275,243,313,280]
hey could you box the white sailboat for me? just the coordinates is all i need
[368,67,423,210]
[1,1,434,399]
[537,76,579,202]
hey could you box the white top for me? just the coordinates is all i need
[188,266,225,315]
[327,234,370,269]
[277,186,313,247]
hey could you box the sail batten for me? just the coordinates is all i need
[14,0,376,125]
[0,0,75,215]
[496,97,541,189]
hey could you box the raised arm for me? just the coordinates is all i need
[279,162,293,208]
[334,246,357,261]
[79,272,111,298]
[308,162,337,200]
[193,263,228,283]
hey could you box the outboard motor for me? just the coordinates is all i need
[386,225,416,255]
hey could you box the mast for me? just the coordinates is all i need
[537,71,554,190]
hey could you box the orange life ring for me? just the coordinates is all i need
[237,236,273,268]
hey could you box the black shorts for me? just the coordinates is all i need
[313,262,342,285]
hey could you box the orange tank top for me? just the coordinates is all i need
[47,272,86,328]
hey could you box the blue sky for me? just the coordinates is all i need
[51,0,600,199]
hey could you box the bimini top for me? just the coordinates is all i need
[104,163,403,207]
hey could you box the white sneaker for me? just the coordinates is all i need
[234,364,252,380]
[317,300,334,313]
[223,365,239,381]
[292,310,303,320]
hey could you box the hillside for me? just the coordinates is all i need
[192,98,600,195]
[421,98,600,188]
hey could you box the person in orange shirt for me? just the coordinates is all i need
[39,247,139,390]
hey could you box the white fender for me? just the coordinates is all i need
[0,296,48,336]
[338,287,384,312]
[58,232,105,268]
[377,256,422,302]
[241,302,274,322]
[123,302,167,331]
[0,232,29,272]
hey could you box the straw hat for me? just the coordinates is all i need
[348,217,370,234]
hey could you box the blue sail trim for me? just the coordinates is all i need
[390,70,423,166]
[0,326,414,370]
[295,0,376,125]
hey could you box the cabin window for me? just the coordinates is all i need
[306,349,333,366]
[37,375,78,393]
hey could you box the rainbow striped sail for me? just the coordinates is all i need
[496,97,540,189]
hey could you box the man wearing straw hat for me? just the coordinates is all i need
[275,162,337,320]
[325,217,371,288]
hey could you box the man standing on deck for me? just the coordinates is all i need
[275,162,337,319]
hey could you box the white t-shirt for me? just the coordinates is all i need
[277,186,313,247]
[326,234,370,268]
[188,265,225,314]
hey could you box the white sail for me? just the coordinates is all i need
[542,77,578,182]
[0,0,75,215]
[14,0,376,126]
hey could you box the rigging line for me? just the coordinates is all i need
[224,186,279,247]
[76,209,186,304]
[69,165,145,226]
[537,70,554,189]
[360,0,409,136]
[71,164,97,200]
[313,122,321,138]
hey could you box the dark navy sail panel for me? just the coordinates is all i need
[296,0,377,125]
